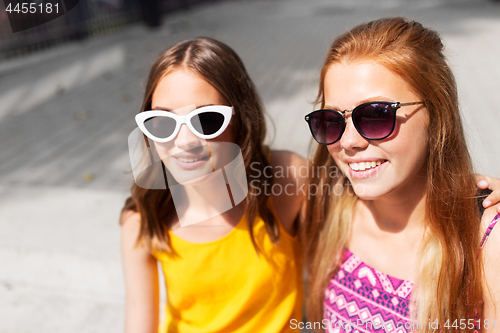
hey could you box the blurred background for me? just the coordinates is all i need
[1,0,499,332]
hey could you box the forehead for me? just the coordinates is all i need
[323,62,418,108]
[152,69,226,110]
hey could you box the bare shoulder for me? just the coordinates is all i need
[270,150,307,172]
[480,207,500,323]
[120,210,150,254]
[269,150,308,236]
[120,210,141,239]
[269,150,308,195]
[121,210,141,227]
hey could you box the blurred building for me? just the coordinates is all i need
[0,0,220,60]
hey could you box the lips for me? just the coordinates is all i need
[176,156,208,163]
[172,154,210,170]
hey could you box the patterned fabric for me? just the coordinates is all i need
[324,249,413,333]
[479,213,499,251]
[324,213,500,333]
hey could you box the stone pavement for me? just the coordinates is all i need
[1,0,500,332]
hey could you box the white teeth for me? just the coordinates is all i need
[348,161,384,171]
[177,157,204,163]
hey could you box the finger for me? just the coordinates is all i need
[474,174,490,189]
[478,180,490,189]
[483,191,500,209]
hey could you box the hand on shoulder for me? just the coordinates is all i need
[475,174,500,214]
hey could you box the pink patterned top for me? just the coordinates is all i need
[323,214,499,333]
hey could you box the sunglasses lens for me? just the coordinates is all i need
[190,112,225,136]
[144,116,177,139]
[354,103,395,139]
[308,111,344,144]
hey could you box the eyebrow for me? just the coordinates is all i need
[324,96,395,110]
[151,106,171,111]
[151,104,216,112]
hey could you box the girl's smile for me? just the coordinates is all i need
[172,151,210,170]
[346,159,387,179]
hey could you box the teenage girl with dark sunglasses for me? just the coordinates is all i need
[304,17,500,332]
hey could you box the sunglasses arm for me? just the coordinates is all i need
[340,101,424,113]
[397,101,424,108]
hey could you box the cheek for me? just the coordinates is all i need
[326,144,343,164]
[153,141,175,159]
[412,137,429,170]
[392,120,429,169]
[207,127,238,169]
[326,143,340,156]
[219,122,236,143]
[326,144,349,174]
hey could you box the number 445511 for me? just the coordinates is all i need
[5,2,59,14]
[444,319,497,330]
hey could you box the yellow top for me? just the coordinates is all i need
[151,208,302,333]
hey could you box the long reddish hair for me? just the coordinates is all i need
[303,17,483,331]
[121,37,278,253]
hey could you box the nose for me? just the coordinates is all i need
[174,124,203,150]
[339,117,369,151]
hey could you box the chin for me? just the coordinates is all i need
[353,192,383,201]
[347,180,390,200]
[173,171,220,186]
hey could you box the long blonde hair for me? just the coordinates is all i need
[303,17,483,331]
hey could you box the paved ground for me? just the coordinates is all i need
[1,0,499,332]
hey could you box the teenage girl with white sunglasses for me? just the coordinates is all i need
[120,37,306,333]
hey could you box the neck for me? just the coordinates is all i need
[170,171,242,227]
[183,178,231,209]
